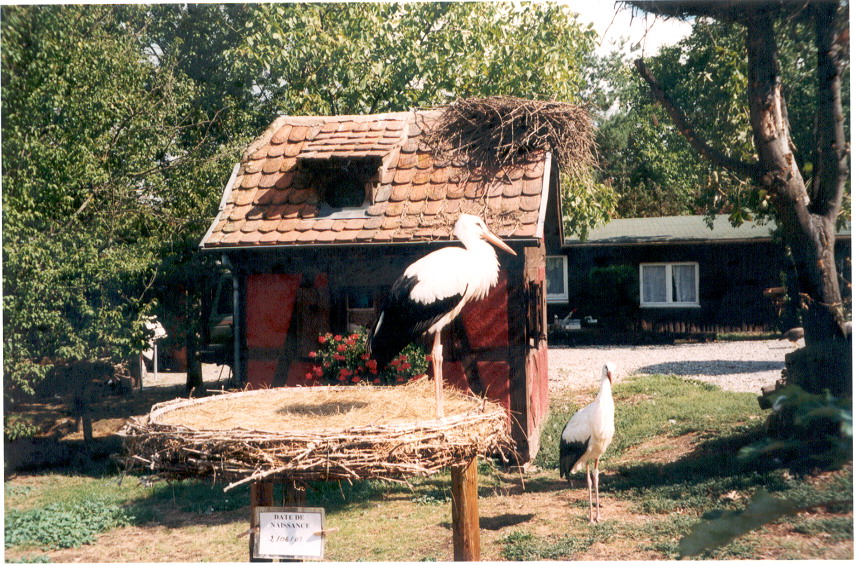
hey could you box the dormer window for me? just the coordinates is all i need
[300,157,380,217]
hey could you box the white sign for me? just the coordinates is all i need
[254,507,326,560]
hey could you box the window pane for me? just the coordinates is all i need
[642,265,667,303]
[671,265,697,303]
[546,257,565,296]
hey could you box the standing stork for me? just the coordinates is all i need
[559,362,616,523]
[367,214,516,418]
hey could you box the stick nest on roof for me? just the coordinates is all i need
[118,380,514,491]
[422,96,596,176]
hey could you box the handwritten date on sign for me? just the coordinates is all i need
[254,508,325,560]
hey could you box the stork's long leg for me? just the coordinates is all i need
[586,462,594,523]
[432,331,444,418]
[594,459,601,523]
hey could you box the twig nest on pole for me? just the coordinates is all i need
[119,380,513,490]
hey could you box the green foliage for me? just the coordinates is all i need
[4,498,133,550]
[308,328,428,386]
[678,489,804,558]
[500,524,615,560]
[4,414,40,441]
[1,5,235,398]
[740,385,853,470]
[2,3,600,402]
[238,3,595,116]
[588,13,850,223]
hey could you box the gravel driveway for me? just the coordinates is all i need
[549,338,799,394]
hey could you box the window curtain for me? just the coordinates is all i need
[641,265,667,303]
[546,257,565,296]
[671,264,696,303]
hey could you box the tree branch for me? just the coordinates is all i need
[809,1,847,222]
[633,58,762,180]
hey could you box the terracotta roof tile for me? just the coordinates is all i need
[288,189,311,205]
[258,172,278,189]
[447,183,465,199]
[364,217,384,230]
[416,153,433,169]
[412,170,431,185]
[389,184,410,202]
[316,230,337,243]
[271,125,293,144]
[281,158,298,172]
[381,216,400,230]
[278,218,299,232]
[408,185,426,201]
[423,199,443,216]
[385,201,405,217]
[201,111,554,249]
[374,184,392,202]
[288,126,309,142]
[263,156,283,174]
[267,143,286,158]
[335,229,360,241]
[241,172,261,189]
[521,194,542,212]
[283,141,304,157]
[298,204,318,218]
[366,203,386,216]
[501,196,521,214]
[428,183,446,200]
[521,177,543,196]
[282,204,303,219]
[244,159,264,174]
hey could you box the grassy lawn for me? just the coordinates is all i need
[4,374,853,562]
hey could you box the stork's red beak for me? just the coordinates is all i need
[481,230,517,255]
[607,370,614,384]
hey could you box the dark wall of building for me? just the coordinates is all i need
[554,239,851,333]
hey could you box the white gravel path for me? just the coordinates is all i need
[549,339,800,394]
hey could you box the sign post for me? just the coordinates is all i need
[253,507,326,561]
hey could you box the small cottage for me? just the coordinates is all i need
[200,110,568,459]
[555,215,852,336]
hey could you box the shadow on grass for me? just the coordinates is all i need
[638,360,784,377]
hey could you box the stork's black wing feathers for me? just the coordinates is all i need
[559,436,590,480]
[367,274,464,369]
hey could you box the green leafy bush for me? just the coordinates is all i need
[5,499,133,550]
[305,328,428,386]
[4,413,39,441]
[742,384,852,470]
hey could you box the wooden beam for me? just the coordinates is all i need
[250,481,275,562]
[451,458,480,561]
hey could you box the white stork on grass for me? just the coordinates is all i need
[367,214,516,418]
[559,362,616,523]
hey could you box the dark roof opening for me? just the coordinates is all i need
[300,157,380,215]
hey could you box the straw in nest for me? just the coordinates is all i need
[421,95,596,177]
[119,379,514,490]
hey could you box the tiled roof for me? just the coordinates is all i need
[200,111,551,249]
[565,214,851,246]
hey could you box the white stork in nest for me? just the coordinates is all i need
[367,214,516,417]
[559,362,616,523]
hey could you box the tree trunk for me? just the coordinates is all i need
[744,8,847,345]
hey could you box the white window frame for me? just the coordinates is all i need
[546,255,569,303]
[639,262,700,308]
